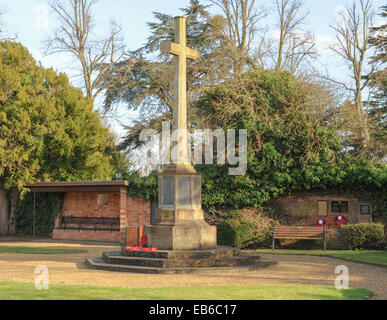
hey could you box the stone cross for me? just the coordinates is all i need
[160,16,200,165]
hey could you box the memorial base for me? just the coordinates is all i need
[85,247,277,274]
[144,222,217,250]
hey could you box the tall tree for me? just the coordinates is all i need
[209,0,267,74]
[252,0,316,75]
[367,5,387,159]
[273,0,316,74]
[328,0,377,158]
[45,0,128,106]
[0,41,115,190]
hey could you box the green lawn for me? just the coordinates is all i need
[0,247,87,254]
[256,249,387,266]
[0,282,372,300]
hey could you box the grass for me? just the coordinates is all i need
[0,247,87,254]
[0,282,372,300]
[256,249,387,266]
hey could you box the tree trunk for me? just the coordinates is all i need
[8,188,18,235]
[0,189,9,235]
[355,86,370,156]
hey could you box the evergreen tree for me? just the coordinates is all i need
[0,41,115,190]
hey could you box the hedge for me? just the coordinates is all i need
[216,207,278,249]
[15,192,63,236]
[339,223,385,250]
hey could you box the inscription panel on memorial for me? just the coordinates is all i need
[193,176,201,205]
[178,177,191,206]
[163,177,175,206]
[158,177,162,205]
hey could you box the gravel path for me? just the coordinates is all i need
[0,242,385,300]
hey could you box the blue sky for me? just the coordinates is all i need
[1,0,385,137]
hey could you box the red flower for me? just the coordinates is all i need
[140,233,147,247]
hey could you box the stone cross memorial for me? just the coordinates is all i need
[160,18,199,165]
[144,16,217,250]
[86,16,270,273]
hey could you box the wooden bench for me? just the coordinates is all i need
[272,226,327,251]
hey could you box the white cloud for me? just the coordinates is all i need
[315,33,336,55]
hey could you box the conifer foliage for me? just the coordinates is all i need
[0,41,115,190]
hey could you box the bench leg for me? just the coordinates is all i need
[272,227,276,250]
[323,226,327,251]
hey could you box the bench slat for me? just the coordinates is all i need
[275,231,323,234]
[275,230,323,232]
[275,237,322,240]
[274,226,324,239]
[276,227,322,231]
[275,233,323,236]
[272,225,327,250]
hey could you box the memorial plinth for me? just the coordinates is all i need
[145,164,217,250]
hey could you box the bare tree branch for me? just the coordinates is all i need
[45,0,130,108]
[274,0,316,74]
[210,0,267,74]
[327,0,377,158]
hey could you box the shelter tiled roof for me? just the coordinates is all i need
[25,181,129,192]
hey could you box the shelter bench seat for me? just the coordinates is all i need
[58,217,120,232]
[272,226,327,251]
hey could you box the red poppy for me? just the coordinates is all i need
[316,218,329,230]
[140,233,147,247]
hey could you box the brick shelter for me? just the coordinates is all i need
[26,181,150,243]
[277,192,373,227]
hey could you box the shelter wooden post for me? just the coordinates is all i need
[323,224,327,251]
[33,191,36,238]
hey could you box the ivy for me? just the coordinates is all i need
[15,193,63,236]
[126,69,386,219]
[126,171,158,201]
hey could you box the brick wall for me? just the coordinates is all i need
[59,191,121,220]
[277,193,373,227]
[52,188,151,243]
[121,196,150,246]
[125,196,151,227]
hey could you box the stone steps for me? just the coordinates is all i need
[85,257,276,274]
[85,247,277,274]
[120,246,240,259]
[103,251,261,268]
